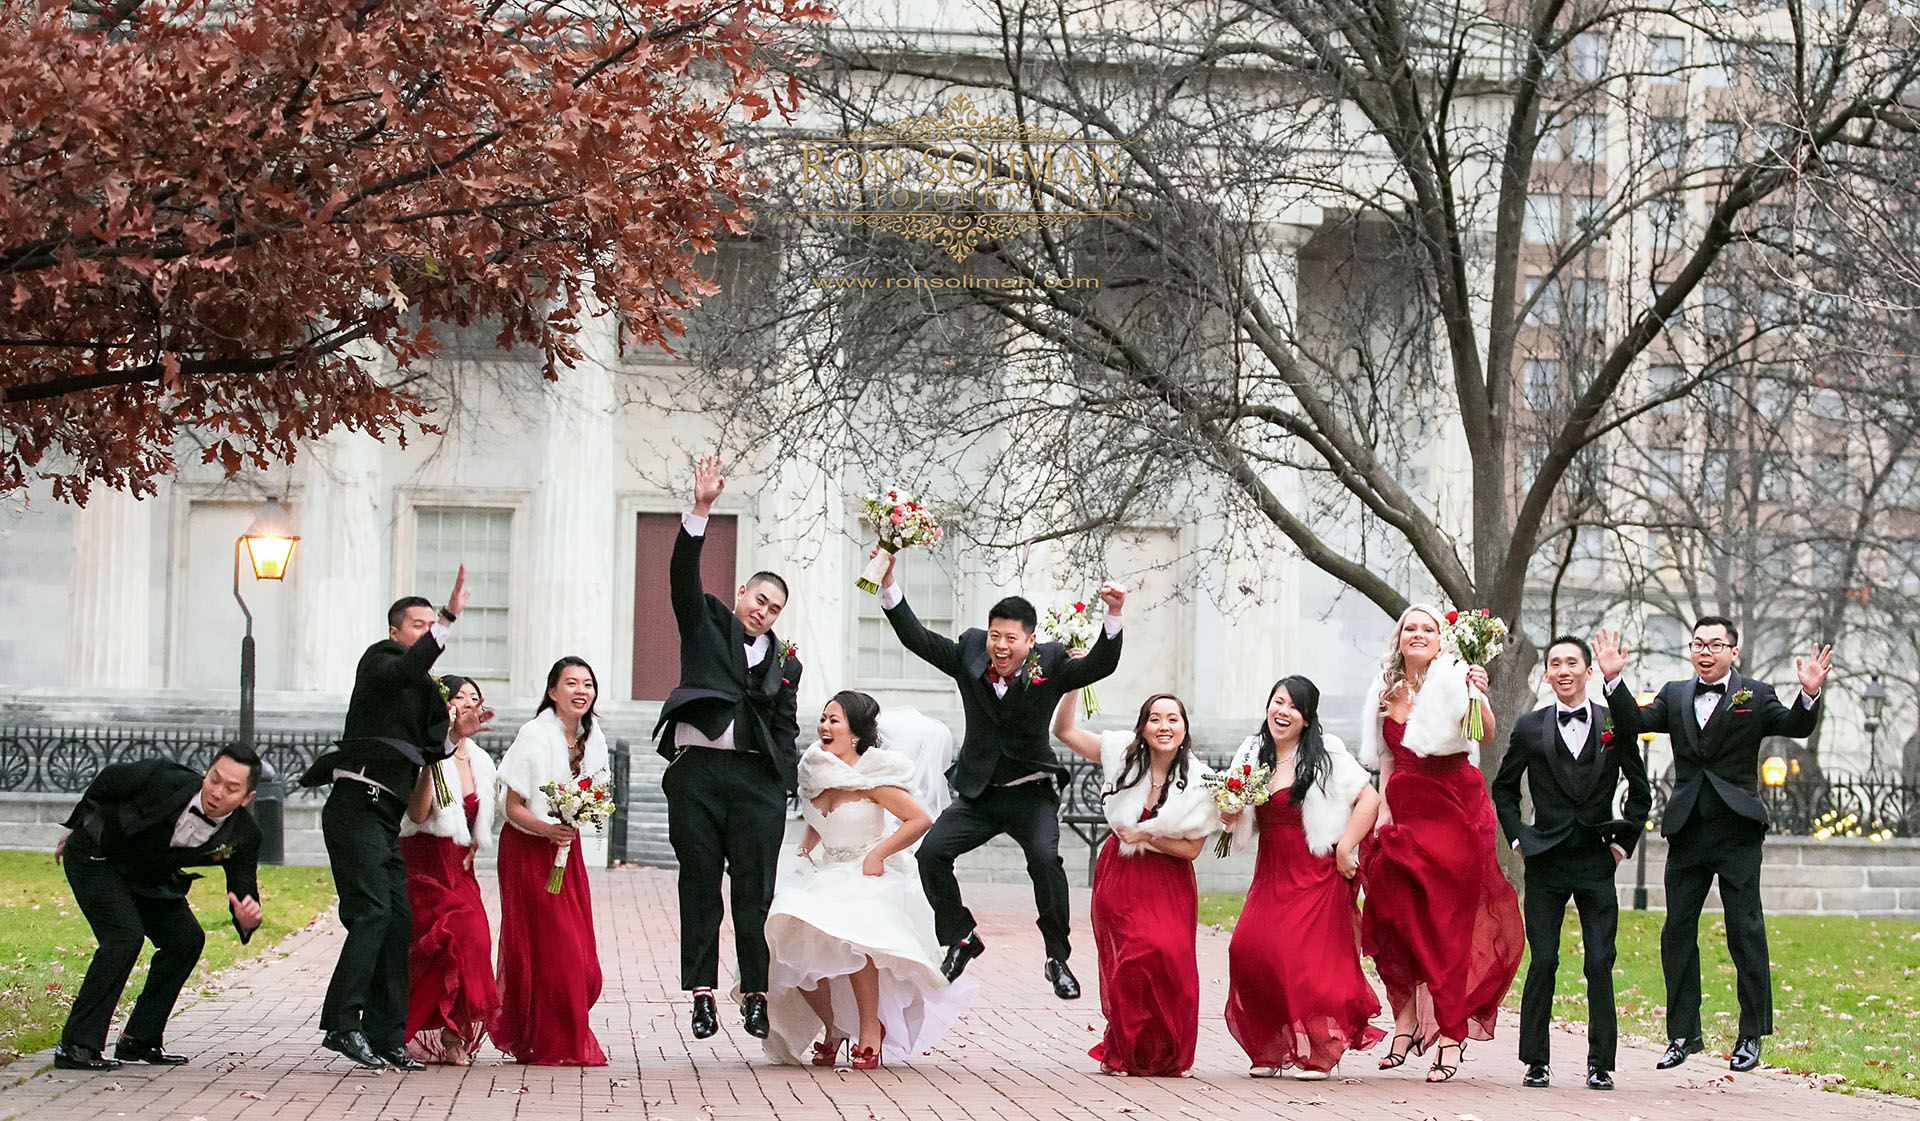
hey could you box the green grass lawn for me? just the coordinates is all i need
[1199,893,1920,1097]
[0,849,337,1063]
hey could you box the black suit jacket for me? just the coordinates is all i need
[300,632,451,789]
[651,526,803,792]
[1605,671,1819,835]
[64,760,262,941]
[1492,701,1652,858]
[884,596,1122,799]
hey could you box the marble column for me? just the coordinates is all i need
[521,313,618,692]
[64,487,156,687]
[760,457,847,715]
[291,429,385,693]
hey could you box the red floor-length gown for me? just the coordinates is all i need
[401,792,500,1059]
[1226,797,1386,1071]
[493,825,607,1066]
[1360,719,1523,1046]
[1087,814,1201,1077]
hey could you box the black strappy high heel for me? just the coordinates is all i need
[1426,1042,1464,1083]
[1378,1032,1424,1070]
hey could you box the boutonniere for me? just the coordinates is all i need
[778,639,798,663]
[1730,688,1753,706]
[206,843,234,863]
[1022,651,1046,686]
[1598,716,1616,749]
[436,678,451,705]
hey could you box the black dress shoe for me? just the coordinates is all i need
[742,993,770,1039]
[52,1043,122,1071]
[1522,1062,1550,1088]
[375,1048,424,1071]
[690,993,719,1040]
[114,1036,187,1065]
[1730,1036,1762,1072]
[321,1029,385,1069]
[940,932,986,982]
[1587,1067,1614,1090]
[1655,1037,1704,1070]
[1045,958,1081,1000]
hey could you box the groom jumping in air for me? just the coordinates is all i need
[1594,618,1831,1075]
[655,456,802,1042]
[874,549,1125,998]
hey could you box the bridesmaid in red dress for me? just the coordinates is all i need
[399,675,501,1064]
[1052,689,1219,1077]
[1219,675,1384,1079]
[1358,605,1523,1083]
[493,657,610,1066]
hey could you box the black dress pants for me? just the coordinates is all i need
[1517,837,1621,1069]
[60,832,207,1051]
[318,784,411,1051]
[663,747,786,993]
[1662,800,1771,1040]
[917,782,1071,960]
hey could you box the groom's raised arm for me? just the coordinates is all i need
[1053,581,1126,690]
[670,456,727,638]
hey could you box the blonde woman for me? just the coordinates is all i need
[1358,605,1523,1083]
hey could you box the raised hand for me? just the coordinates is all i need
[228,892,263,933]
[1464,664,1490,694]
[868,547,897,590]
[1097,582,1127,612]
[691,454,725,516]
[1796,642,1835,696]
[1592,628,1628,682]
[452,704,494,741]
[447,563,471,618]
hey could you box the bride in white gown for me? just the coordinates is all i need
[763,691,976,1068]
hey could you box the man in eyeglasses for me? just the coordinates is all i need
[1592,618,1831,1076]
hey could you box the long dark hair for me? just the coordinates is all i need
[829,690,881,754]
[1105,693,1193,819]
[536,656,599,743]
[439,674,484,705]
[1258,676,1330,806]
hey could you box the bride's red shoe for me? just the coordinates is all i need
[850,1024,886,1070]
[810,1035,847,1067]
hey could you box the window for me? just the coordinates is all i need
[1644,530,1674,568]
[1650,198,1684,250]
[1524,275,1562,326]
[1647,364,1685,414]
[1524,193,1563,243]
[1755,453,1792,503]
[1705,41,1739,88]
[1703,121,1739,168]
[1536,120,1563,162]
[1754,42,1793,94]
[1650,116,1686,168]
[1702,285,1737,337]
[1570,193,1607,238]
[1524,359,1560,409]
[1753,535,1792,583]
[1759,123,1797,163]
[1568,276,1606,329]
[1703,449,1731,500]
[1810,386,1847,421]
[1570,33,1609,81]
[1571,114,1607,163]
[414,507,512,677]
[1813,453,1849,498]
[855,550,958,682]
[1810,540,1848,587]
[1647,447,1683,497]
[1649,615,1687,653]
[1649,36,1685,77]
[1888,457,1920,508]
[1651,282,1685,329]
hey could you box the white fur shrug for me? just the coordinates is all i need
[398,741,497,850]
[1098,731,1221,856]
[496,708,611,831]
[1357,654,1481,770]
[1222,733,1371,857]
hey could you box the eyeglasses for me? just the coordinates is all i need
[1687,640,1733,654]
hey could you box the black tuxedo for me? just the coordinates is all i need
[1492,701,1652,1069]
[1606,671,1819,1041]
[884,597,1122,957]
[653,525,802,993]
[307,630,450,1051]
[60,760,261,1052]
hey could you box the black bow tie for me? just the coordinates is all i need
[187,805,215,823]
[1696,680,1727,696]
[1558,708,1589,725]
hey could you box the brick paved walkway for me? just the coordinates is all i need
[1,868,1911,1121]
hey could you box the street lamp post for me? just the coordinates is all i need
[1633,691,1657,911]
[234,495,298,863]
[1862,674,1888,777]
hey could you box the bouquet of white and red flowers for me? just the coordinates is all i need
[1043,598,1103,716]
[1202,762,1272,857]
[538,774,616,893]
[854,489,943,593]
[1441,608,1509,741]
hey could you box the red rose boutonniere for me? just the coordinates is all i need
[1730,687,1753,706]
[1022,651,1046,686]
[206,843,234,863]
[1599,715,1616,749]
[779,639,798,662]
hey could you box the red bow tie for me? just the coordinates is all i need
[987,670,1013,687]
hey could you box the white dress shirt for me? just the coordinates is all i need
[1555,702,1591,759]
[677,511,771,752]
[169,793,229,849]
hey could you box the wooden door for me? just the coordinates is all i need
[632,514,737,701]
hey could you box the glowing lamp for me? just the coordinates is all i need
[240,495,299,580]
[1760,755,1788,787]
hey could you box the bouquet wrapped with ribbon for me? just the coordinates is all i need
[1043,599,1104,716]
[537,774,616,892]
[1441,608,1508,742]
[854,489,943,593]
[1201,762,1272,857]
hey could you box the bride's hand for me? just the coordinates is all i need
[861,851,885,877]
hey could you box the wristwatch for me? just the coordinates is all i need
[438,606,458,625]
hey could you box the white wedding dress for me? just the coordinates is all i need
[762,745,976,1065]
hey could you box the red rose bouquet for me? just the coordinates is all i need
[855,489,943,593]
[537,773,616,892]
[1441,608,1508,741]
[1201,762,1272,857]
